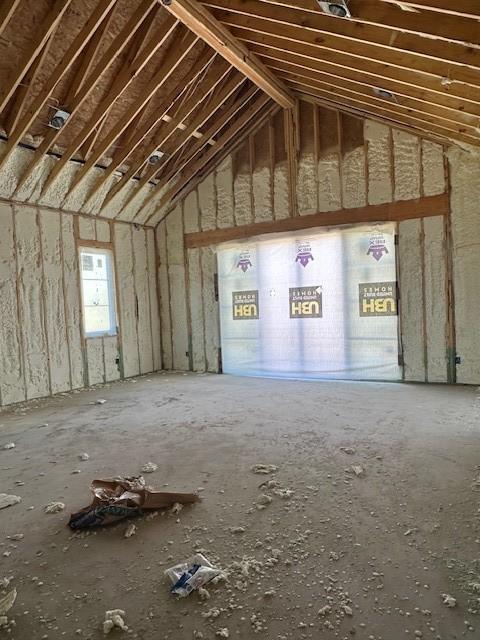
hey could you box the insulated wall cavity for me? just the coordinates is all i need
[155,103,480,385]
[448,147,480,384]
[0,202,161,406]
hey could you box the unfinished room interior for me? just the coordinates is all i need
[0,0,480,637]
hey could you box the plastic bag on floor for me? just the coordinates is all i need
[68,476,200,529]
[165,553,223,597]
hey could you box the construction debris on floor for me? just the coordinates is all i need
[0,373,479,638]
[68,476,200,529]
[166,553,224,598]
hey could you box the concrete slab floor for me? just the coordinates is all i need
[0,372,479,639]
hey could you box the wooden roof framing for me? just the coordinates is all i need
[160,0,294,107]
[0,0,478,226]
[107,63,245,213]
[0,0,74,113]
[201,0,480,143]
[103,67,245,214]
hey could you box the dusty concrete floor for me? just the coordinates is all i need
[0,373,479,640]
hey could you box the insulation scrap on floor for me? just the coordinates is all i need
[0,588,17,616]
[0,494,21,510]
[68,476,200,529]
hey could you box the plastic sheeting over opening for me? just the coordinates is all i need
[217,222,401,382]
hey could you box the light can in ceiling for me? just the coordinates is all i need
[373,87,397,102]
[48,109,70,130]
[317,1,351,18]
[148,149,167,165]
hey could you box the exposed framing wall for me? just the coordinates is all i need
[0,203,161,406]
[155,102,480,384]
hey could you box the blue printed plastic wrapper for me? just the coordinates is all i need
[165,553,223,597]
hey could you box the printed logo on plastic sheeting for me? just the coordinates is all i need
[232,290,259,320]
[366,231,389,262]
[289,286,323,318]
[295,240,314,267]
[236,249,253,273]
[359,282,397,317]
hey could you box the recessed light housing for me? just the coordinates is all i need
[373,87,397,102]
[148,149,167,165]
[317,1,351,18]
[48,109,70,130]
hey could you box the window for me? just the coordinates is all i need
[79,247,117,338]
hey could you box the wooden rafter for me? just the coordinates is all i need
[80,112,110,160]
[157,73,247,164]
[159,0,294,107]
[11,6,117,195]
[154,84,260,196]
[378,0,480,19]
[0,0,21,39]
[38,2,173,197]
[72,5,150,161]
[1,0,479,225]
[143,92,272,223]
[112,61,237,214]
[244,39,480,118]
[102,58,234,212]
[0,0,120,173]
[66,5,118,101]
[285,76,480,146]
[231,26,480,106]
[268,59,480,136]
[205,1,480,87]
[61,25,195,201]
[0,0,74,113]
[251,0,480,45]
[284,78,478,145]
[118,70,247,211]
[82,48,217,207]
[3,35,54,136]
[199,0,480,148]
[296,88,460,147]
[144,96,279,226]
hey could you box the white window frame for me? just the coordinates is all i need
[78,245,118,339]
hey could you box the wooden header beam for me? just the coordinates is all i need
[159,0,294,108]
[185,193,450,248]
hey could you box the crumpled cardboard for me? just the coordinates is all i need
[68,476,200,529]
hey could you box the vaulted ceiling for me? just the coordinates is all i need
[0,0,478,226]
